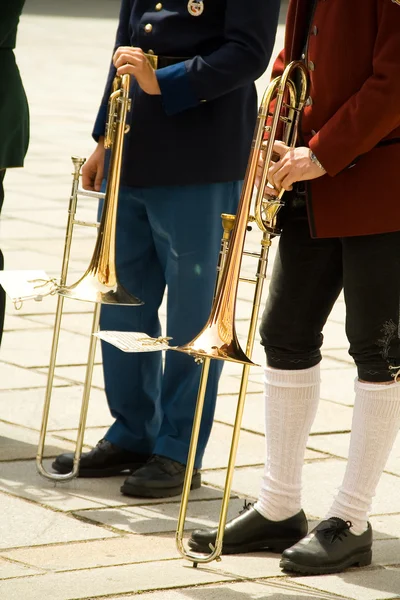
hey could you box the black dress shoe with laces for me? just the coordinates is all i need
[120,454,201,498]
[280,517,373,575]
[189,503,308,554]
[52,439,149,477]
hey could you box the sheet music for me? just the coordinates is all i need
[0,270,56,304]
[95,331,173,353]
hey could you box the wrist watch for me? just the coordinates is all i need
[309,150,326,172]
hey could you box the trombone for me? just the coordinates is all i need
[175,61,309,565]
[36,74,143,482]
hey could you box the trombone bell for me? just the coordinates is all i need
[58,269,143,305]
[176,323,255,365]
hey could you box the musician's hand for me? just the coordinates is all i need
[268,141,326,192]
[82,138,105,192]
[256,142,283,194]
[113,47,161,95]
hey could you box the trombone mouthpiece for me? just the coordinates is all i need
[71,156,86,176]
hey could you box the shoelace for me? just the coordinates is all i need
[239,500,254,515]
[318,518,352,543]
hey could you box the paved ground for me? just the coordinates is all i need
[0,1,399,599]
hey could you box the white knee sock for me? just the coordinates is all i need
[255,365,320,521]
[328,379,400,534]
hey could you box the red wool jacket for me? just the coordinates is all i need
[274,0,400,238]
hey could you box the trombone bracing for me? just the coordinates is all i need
[175,61,309,565]
[36,74,143,481]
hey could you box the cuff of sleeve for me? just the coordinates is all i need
[92,104,108,142]
[309,132,353,177]
[156,62,200,116]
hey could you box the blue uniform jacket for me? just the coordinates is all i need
[93,0,280,187]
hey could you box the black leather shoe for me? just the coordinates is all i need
[189,503,308,554]
[52,439,149,477]
[120,454,201,498]
[280,517,373,575]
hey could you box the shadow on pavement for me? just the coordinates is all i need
[173,577,348,600]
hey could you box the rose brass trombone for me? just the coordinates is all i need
[36,74,143,482]
[175,61,309,565]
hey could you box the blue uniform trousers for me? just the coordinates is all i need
[100,181,241,468]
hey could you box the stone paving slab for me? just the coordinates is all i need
[0,421,76,462]
[2,181,61,203]
[309,433,400,477]
[3,206,92,230]
[29,312,107,337]
[2,248,78,273]
[1,543,287,581]
[192,553,285,580]
[125,580,351,600]
[319,321,349,350]
[0,361,59,389]
[4,225,95,249]
[298,567,400,600]
[202,462,400,520]
[324,349,358,366]
[0,534,178,572]
[203,423,265,470]
[0,491,116,550]
[320,368,358,406]
[0,459,225,511]
[5,238,98,271]
[73,497,246,535]
[0,460,113,511]
[1,328,102,368]
[0,559,236,600]
[1,191,57,211]
[217,377,263,395]
[1,219,63,242]
[0,557,43,580]
[214,394,353,436]
[55,421,266,471]
[370,515,400,541]
[0,386,111,431]
[2,315,47,331]
[35,364,105,389]
[30,307,167,342]
[310,399,353,435]
[327,299,346,325]
[52,426,115,448]
[373,539,400,566]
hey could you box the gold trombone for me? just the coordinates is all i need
[36,74,143,482]
[175,61,309,565]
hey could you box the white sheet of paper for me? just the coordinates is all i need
[0,270,55,303]
[95,331,172,353]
